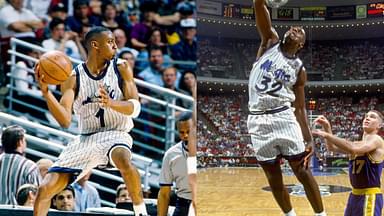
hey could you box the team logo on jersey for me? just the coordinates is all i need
[81,82,116,105]
[260,59,291,83]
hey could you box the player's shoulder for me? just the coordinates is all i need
[366,134,384,145]
[164,142,183,156]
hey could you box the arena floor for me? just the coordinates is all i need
[197,167,384,216]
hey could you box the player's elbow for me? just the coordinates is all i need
[59,120,71,129]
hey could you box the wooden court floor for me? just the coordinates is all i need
[197,167,384,216]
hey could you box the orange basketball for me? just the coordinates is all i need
[38,51,72,85]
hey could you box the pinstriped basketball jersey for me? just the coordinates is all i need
[73,58,134,134]
[248,43,303,111]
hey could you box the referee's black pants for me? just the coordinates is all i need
[173,197,192,216]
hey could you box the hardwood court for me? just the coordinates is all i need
[197,167,384,216]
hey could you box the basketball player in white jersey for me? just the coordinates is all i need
[247,1,326,216]
[33,27,148,216]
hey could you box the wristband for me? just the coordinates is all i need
[128,99,141,118]
[187,156,197,174]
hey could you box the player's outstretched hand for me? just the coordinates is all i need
[34,63,48,94]
[313,115,331,131]
[303,144,314,169]
[98,83,111,107]
[312,129,329,139]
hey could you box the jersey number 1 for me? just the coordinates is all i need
[95,108,105,127]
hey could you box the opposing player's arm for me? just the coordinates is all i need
[254,0,279,59]
[314,132,381,155]
[98,60,140,117]
[157,186,171,216]
[35,64,75,128]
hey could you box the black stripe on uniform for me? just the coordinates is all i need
[74,67,81,100]
[113,58,124,95]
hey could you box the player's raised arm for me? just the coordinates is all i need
[98,60,140,117]
[253,0,279,58]
[35,64,75,128]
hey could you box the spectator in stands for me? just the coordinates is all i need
[178,71,196,96]
[36,158,53,179]
[113,28,128,51]
[130,0,157,50]
[153,1,195,46]
[162,66,181,92]
[66,0,100,33]
[158,112,193,216]
[40,3,69,39]
[48,3,68,22]
[170,18,197,72]
[0,0,44,38]
[23,0,51,20]
[127,10,139,26]
[0,125,41,205]
[136,27,172,69]
[115,184,132,203]
[100,0,130,34]
[148,27,168,54]
[52,185,76,211]
[161,66,187,111]
[72,171,101,212]
[43,18,86,60]
[137,45,165,86]
[118,47,138,73]
[16,183,38,206]
[115,184,158,215]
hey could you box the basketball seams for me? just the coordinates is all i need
[39,59,63,82]
[39,51,72,84]
[45,55,71,78]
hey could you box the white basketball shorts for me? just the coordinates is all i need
[247,108,305,163]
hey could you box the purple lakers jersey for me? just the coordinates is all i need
[349,155,384,189]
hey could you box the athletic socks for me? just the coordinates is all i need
[133,203,148,216]
[284,209,296,216]
[314,211,327,216]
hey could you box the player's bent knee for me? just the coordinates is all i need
[111,147,133,168]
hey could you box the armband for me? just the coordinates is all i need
[128,99,141,118]
[187,156,197,174]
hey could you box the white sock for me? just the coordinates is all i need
[284,209,296,216]
[314,211,326,216]
[133,202,148,216]
[188,203,195,216]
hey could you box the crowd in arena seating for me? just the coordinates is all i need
[197,94,384,167]
[198,39,234,78]
[198,95,254,159]
[197,37,384,81]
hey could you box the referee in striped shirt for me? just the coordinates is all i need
[0,125,41,205]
